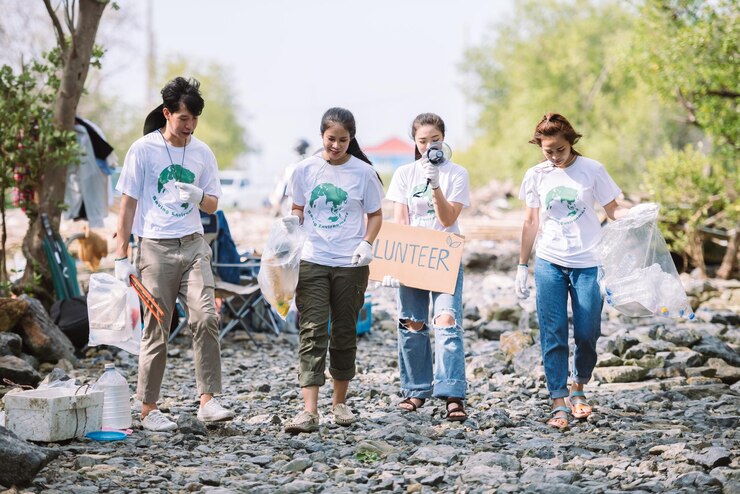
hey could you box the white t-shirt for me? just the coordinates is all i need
[115,132,222,239]
[386,159,470,233]
[291,155,384,267]
[519,156,621,268]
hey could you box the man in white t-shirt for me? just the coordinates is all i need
[114,77,233,431]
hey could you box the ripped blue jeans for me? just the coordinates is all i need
[397,267,466,400]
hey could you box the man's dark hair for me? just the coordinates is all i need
[161,77,204,116]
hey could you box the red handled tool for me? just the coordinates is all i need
[129,275,165,325]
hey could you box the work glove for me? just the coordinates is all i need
[351,240,374,266]
[381,275,400,288]
[281,215,300,233]
[114,258,138,285]
[422,160,440,189]
[174,182,204,205]
[515,264,530,299]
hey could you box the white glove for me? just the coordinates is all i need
[423,160,440,189]
[515,264,530,299]
[114,258,138,285]
[174,181,204,205]
[381,275,400,288]
[352,240,374,266]
[281,215,300,233]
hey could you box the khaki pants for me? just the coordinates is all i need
[136,233,222,403]
[295,260,369,387]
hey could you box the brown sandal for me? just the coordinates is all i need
[547,406,570,430]
[445,398,468,422]
[399,397,425,412]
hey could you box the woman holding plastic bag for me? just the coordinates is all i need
[282,107,384,433]
[516,113,630,430]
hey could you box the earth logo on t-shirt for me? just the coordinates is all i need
[154,165,196,216]
[408,183,435,225]
[545,185,586,224]
[307,182,349,229]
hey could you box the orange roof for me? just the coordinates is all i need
[364,137,415,155]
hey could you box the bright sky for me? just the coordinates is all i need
[6,0,515,180]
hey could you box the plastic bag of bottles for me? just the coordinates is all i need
[257,218,306,319]
[593,203,694,319]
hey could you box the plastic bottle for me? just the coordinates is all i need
[96,363,132,429]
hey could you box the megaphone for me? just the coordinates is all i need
[425,141,452,166]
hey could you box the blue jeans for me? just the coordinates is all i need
[535,257,603,399]
[396,267,466,399]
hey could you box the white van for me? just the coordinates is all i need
[218,170,263,210]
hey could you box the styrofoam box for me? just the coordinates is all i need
[2,387,104,442]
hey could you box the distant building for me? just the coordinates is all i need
[364,137,415,174]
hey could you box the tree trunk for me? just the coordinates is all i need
[19,0,108,305]
[716,229,738,280]
[685,229,706,279]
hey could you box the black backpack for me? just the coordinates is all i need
[50,295,89,350]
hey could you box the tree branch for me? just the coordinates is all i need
[676,87,700,127]
[706,89,740,99]
[43,0,67,53]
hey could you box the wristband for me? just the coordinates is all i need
[199,191,205,205]
[518,263,528,267]
[114,257,128,262]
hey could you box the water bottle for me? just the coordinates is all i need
[96,363,132,429]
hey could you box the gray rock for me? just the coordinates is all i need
[409,445,459,465]
[0,332,23,357]
[0,426,60,487]
[463,451,520,471]
[693,335,740,367]
[478,320,516,341]
[686,447,732,469]
[0,354,42,386]
[593,365,649,383]
[284,457,312,472]
[615,334,640,356]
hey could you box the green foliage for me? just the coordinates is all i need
[355,450,381,464]
[641,145,738,262]
[459,0,687,189]
[0,57,80,293]
[162,59,250,169]
[0,55,80,218]
[631,0,739,161]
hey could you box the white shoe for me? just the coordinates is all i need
[197,399,235,422]
[141,410,177,432]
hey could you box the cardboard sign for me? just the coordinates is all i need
[369,222,465,294]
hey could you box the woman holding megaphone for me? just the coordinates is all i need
[384,113,471,421]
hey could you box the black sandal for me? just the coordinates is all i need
[398,397,425,412]
[446,398,468,422]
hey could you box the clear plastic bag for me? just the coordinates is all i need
[257,219,306,319]
[87,273,142,353]
[593,203,694,319]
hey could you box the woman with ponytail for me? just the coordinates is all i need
[283,107,384,433]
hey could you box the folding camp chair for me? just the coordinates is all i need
[41,213,82,300]
[201,211,282,345]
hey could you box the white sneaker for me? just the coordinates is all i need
[197,399,235,422]
[141,410,177,432]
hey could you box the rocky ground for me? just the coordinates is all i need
[1,206,738,493]
[3,256,739,494]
